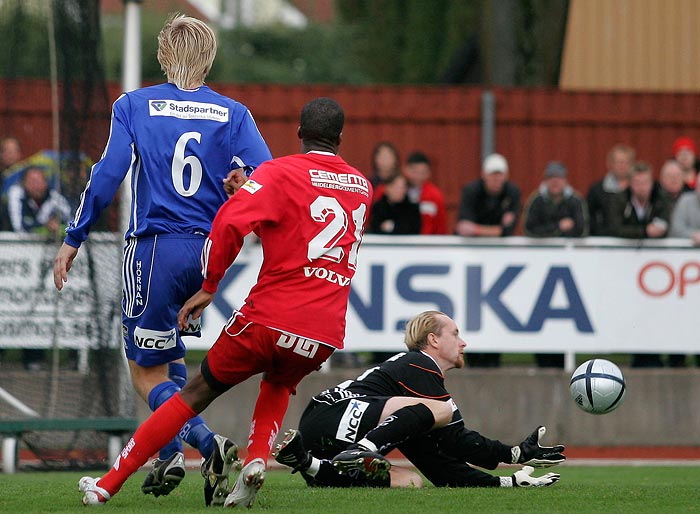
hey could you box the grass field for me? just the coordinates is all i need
[1,466,699,513]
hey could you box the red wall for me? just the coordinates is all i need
[3,79,700,231]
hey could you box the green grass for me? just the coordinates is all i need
[1,466,699,513]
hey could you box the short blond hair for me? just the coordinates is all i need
[157,13,217,89]
[404,311,447,351]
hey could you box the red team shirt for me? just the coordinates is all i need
[200,151,372,350]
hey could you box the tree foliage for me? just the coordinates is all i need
[0,0,568,87]
[336,0,479,84]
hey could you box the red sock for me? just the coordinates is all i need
[98,394,196,495]
[245,380,290,466]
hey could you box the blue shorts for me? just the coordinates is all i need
[121,234,205,367]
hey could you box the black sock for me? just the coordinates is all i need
[362,403,435,454]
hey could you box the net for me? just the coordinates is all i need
[0,0,131,471]
[0,233,132,470]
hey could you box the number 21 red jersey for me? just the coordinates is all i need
[201,151,372,349]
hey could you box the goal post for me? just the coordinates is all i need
[0,232,134,470]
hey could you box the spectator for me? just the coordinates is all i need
[670,177,700,246]
[6,166,72,236]
[369,173,421,235]
[587,144,635,236]
[0,136,22,173]
[523,161,587,238]
[671,136,697,191]
[670,178,700,368]
[607,161,672,368]
[368,171,422,365]
[661,158,693,368]
[659,159,690,208]
[455,153,521,238]
[606,161,672,241]
[369,141,401,190]
[522,161,587,368]
[5,166,72,371]
[403,151,447,234]
[455,153,520,368]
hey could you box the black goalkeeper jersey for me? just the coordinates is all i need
[335,350,513,487]
[342,351,462,426]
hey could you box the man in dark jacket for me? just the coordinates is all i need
[455,153,521,238]
[523,161,588,238]
[587,144,635,236]
[606,161,672,240]
[455,153,520,368]
[607,161,672,368]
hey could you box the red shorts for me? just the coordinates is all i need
[202,311,335,394]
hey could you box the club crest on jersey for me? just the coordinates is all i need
[241,179,262,194]
[150,100,167,112]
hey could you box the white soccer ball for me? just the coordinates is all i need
[570,359,626,414]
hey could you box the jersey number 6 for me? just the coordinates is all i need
[172,132,203,197]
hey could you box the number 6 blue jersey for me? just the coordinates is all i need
[65,83,272,246]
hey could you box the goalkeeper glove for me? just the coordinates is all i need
[511,465,560,487]
[511,426,566,468]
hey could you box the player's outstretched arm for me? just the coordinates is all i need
[511,426,566,468]
[511,465,560,487]
[177,288,214,331]
[53,243,79,291]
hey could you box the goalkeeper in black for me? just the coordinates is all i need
[273,310,565,488]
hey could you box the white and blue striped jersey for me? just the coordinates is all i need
[65,83,272,246]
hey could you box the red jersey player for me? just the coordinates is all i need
[78,97,372,508]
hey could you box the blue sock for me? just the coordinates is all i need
[148,381,183,460]
[180,418,215,459]
[169,362,188,389]
[168,362,215,459]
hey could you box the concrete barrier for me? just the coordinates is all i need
[136,366,700,448]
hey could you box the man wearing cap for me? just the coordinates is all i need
[522,161,587,369]
[523,161,587,238]
[455,153,521,368]
[455,153,521,238]
[671,136,698,191]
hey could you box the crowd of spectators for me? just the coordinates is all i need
[367,138,700,247]
[4,134,698,370]
[366,137,700,369]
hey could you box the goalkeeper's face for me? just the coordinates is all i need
[434,315,467,370]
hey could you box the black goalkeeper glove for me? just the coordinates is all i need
[511,426,566,468]
[511,465,560,487]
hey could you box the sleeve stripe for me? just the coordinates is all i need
[201,237,212,279]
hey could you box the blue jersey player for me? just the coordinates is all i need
[53,13,272,502]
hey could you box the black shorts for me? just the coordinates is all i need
[298,393,390,459]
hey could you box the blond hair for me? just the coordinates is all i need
[404,311,447,351]
[157,13,217,89]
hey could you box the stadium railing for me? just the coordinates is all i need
[0,417,137,473]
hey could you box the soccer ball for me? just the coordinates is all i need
[570,359,626,414]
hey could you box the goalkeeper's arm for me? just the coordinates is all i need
[501,466,560,487]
